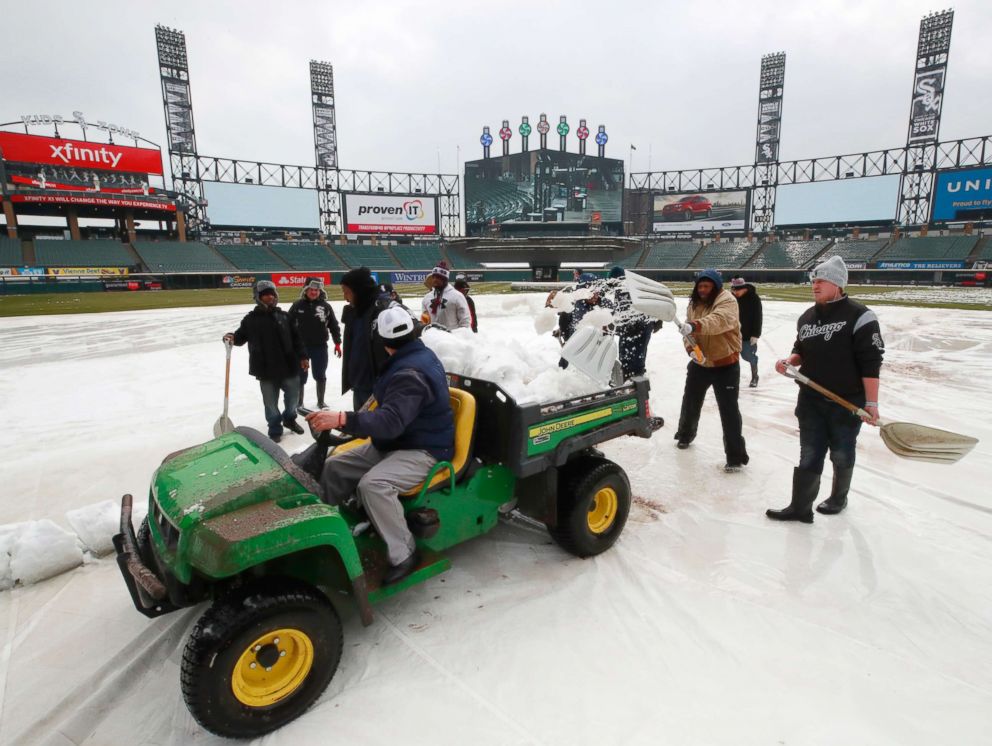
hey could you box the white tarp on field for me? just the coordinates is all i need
[0,293,990,744]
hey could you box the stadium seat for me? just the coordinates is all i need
[689,241,760,269]
[391,243,444,269]
[133,241,235,272]
[33,239,137,268]
[748,240,830,269]
[815,239,889,264]
[335,243,400,270]
[213,244,291,271]
[641,241,700,269]
[269,242,347,270]
[0,237,24,267]
[874,236,978,262]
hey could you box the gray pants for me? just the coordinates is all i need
[320,443,436,565]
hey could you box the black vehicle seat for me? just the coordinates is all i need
[330,387,477,496]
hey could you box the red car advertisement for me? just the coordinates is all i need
[270,272,333,288]
[0,131,164,175]
[653,190,749,232]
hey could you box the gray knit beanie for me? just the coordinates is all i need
[810,255,848,288]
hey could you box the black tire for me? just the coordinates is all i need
[181,580,342,738]
[548,460,631,558]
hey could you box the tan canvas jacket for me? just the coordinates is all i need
[685,289,742,367]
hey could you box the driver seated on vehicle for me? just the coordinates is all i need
[306,307,454,585]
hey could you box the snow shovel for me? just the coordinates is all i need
[784,364,978,464]
[624,271,705,364]
[561,326,622,387]
[213,340,235,437]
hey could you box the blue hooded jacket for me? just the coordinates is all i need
[695,268,723,291]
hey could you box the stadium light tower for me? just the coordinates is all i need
[899,9,954,226]
[751,51,786,232]
[310,60,340,234]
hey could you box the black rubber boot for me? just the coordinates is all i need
[316,380,328,409]
[766,468,820,523]
[749,368,759,388]
[816,466,853,515]
[297,387,305,408]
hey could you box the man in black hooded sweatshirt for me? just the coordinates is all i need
[223,280,309,443]
[289,277,341,409]
[340,267,389,410]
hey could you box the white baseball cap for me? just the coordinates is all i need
[377,306,416,344]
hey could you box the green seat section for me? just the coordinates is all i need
[816,239,888,264]
[33,239,136,267]
[874,236,978,262]
[689,241,759,269]
[0,237,24,266]
[641,241,699,269]
[749,240,829,269]
[444,247,484,270]
[392,243,444,269]
[213,244,290,272]
[335,243,400,270]
[269,242,346,270]
[134,241,235,272]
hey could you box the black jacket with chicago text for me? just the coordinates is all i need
[791,295,884,402]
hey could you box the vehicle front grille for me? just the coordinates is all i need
[150,495,180,552]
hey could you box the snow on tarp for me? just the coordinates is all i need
[0,295,990,744]
[65,499,120,556]
[3,519,83,587]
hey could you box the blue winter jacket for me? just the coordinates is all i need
[342,339,454,460]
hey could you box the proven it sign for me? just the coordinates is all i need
[343,193,438,235]
[0,132,163,175]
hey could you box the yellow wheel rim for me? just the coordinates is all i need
[587,487,619,534]
[231,628,314,707]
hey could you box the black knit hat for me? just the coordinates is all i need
[341,266,376,291]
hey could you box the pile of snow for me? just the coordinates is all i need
[65,499,119,556]
[1,520,83,589]
[855,287,992,305]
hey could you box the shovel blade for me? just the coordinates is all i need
[213,415,235,438]
[624,271,677,322]
[561,327,619,387]
[879,421,978,463]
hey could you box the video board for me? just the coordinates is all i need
[464,150,624,232]
[774,175,901,226]
[932,167,992,222]
[203,182,320,229]
[342,193,439,235]
[652,190,748,232]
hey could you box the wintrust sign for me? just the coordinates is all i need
[343,193,438,235]
[0,132,163,175]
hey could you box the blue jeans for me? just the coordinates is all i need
[796,392,863,474]
[260,375,301,437]
[300,345,329,386]
[740,340,758,372]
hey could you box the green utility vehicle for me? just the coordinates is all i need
[114,374,656,738]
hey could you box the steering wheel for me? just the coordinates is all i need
[297,407,355,448]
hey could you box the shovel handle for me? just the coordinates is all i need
[222,340,232,414]
[784,364,870,419]
[674,315,706,365]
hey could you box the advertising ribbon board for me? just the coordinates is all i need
[391,271,430,284]
[270,272,333,288]
[0,132,163,175]
[11,193,175,212]
[48,267,129,276]
[876,261,965,270]
[221,274,258,289]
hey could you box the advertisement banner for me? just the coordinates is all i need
[0,132,164,175]
[391,271,430,284]
[48,267,129,276]
[270,271,333,288]
[221,274,259,289]
[756,98,783,163]
[653,190,749,233]
[342,194,438,235]
[876,261,965,270]
[0,268,13,276]
[908,63,946,145]
[19,267,45,276]
[931,167,992,222]
[10,193,175,212]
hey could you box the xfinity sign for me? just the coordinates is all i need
[343,193,438,235]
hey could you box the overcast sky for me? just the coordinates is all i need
[4,0,991,181]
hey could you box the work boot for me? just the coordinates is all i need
[383,550,420,585]
[749,369,759,388]
[283,419,305,435]
[316,380,328,409]
[766,468,820,523]
[816,466,853,515]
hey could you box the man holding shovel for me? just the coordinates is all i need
[767,256,884,523]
